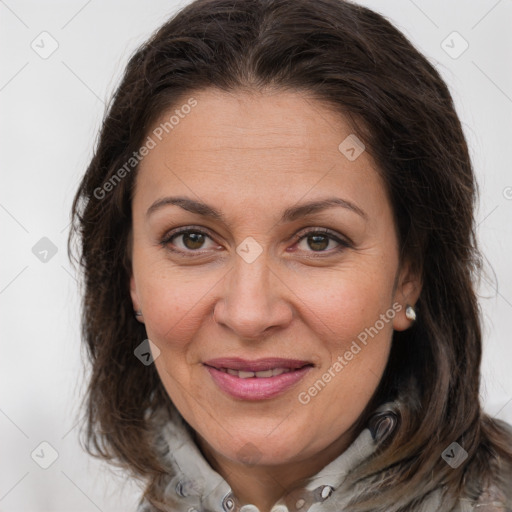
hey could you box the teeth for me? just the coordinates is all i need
[220,367,294,378]
[255,369,273,378]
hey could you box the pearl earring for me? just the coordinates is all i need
[134,309,143,317]
[405,305,416,321]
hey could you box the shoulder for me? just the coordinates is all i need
[457,417,512,511]
[453,486,512,512]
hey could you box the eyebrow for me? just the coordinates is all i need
[146,195,368,223]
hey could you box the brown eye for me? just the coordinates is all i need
[295,229,348,254]
[180,231,206,250]
[305,233,331,251]
[161,228,218,255]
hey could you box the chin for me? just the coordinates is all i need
[219,435,307,466]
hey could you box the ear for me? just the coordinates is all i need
[130,273,144,323]
[392,259,422,331]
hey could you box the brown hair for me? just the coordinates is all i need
[68,0,512,510]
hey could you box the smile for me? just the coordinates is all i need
[203,358,314,400]
[218,367,296,378]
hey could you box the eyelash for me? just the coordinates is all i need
[159,225,351,258]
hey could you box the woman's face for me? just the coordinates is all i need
[130,88,419,468]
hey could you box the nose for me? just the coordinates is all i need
[212,252,294,340]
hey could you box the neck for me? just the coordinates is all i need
[193,424,360,512]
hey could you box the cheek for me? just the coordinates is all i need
[134,258,219,347]
[292,267,394,343]
[291,269,394,397]
[143,291,205,348]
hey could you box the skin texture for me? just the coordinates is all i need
[129,88,421,511]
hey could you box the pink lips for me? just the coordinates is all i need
[203,357,313,400]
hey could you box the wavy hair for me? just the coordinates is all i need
[68,0,512,510]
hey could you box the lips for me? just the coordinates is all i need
[219,367,295,378]
[203,357,314,400]
[203,357,313,373]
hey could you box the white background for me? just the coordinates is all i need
[1,1,511,510]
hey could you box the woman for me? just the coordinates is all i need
[68,0,512,511]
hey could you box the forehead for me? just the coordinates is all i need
[134,88,389,224]
[148,88,353,155]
